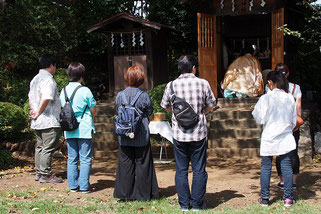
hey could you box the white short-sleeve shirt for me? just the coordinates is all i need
[252,89,297,156]
[28,69,61,130]
[288,82,302,99]
[265,82,302,99]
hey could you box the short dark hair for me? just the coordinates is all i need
[67,62,86,82]
[275,63,289,76]
[39,54,56,69]
[267,70,289,93]
[178,55,198,74]
[124,65,144,87]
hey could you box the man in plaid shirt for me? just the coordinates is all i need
[161,55,216,211]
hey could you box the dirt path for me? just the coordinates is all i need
[0,155,320,210]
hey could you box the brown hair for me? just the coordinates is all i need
[67,62,85,82]
[275,63,289,76]
[124,65,144,87]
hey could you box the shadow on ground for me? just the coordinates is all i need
[205,190,245,208]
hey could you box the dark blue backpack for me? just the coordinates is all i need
[114,90,143,138]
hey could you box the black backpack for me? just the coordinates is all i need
[60,85,88,131]
[170,81,199,129]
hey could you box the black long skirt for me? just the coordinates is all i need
[113,144,159,201]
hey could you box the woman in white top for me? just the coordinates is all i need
[252,70,297,207]
[274,63,302,189]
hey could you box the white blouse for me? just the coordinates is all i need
[252,88,297,156]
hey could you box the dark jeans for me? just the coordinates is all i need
[276,130,300,175]
[173,138,208,209]
[261,152,293,200]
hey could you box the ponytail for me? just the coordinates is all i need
[267,70,289,93]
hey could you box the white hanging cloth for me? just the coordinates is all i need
[111,33,114,47]
[220,0,224,9]
[139,30,144,46]
[132,32,136,47]
[120,33,124,48]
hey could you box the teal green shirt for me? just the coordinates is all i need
[59,82,96,139]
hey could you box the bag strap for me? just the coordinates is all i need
[120,91,128,105]
[70,85,83,103]
[292,84,296,95]
[130,90,143,106]
[170,81,175,96]
[64,85,88,118]
[64,85,83,103]
[63,87,69,102]
[81,105,88,119]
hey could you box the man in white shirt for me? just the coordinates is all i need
[28,54,63,183]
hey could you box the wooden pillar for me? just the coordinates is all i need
[197,13,218,97]
[272,8,285,70]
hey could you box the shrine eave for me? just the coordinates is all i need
[87,12,172,33]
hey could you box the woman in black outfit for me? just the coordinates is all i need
[113,65,159,201]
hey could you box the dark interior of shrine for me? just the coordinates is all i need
[219,13,272,81]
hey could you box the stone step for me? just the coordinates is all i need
[207,148,260,158]
[96,105,115,116]
[95,123,114,132]
[217,97,259,108]
[94,132,117,142]
[93,149,118,159]
[93,141,118,151]
[208,128,261,139]
[207,138,260,148]
[208,107,254,120]
[94,115,114,123]
[209,118,261,129]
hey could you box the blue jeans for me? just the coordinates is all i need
[67,138,93,191]
[261,152,293,200]
[173,138,208,209]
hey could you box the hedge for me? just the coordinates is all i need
[0,102,27,140]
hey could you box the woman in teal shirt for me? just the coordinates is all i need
[60,62,96,193]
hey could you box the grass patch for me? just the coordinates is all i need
[0,190,320,213]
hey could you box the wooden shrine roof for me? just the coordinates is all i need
[87,12,172,33]
[180,0,287,15]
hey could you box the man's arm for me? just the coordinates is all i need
[205,106,214,115]
[296,97,302,117]
[165,108,172,113]
[30,99,50,119]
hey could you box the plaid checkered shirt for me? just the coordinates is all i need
[161,73,216,142]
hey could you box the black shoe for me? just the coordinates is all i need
[258,198,269,207]
[81,188,93,194]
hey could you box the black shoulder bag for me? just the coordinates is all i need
[170,81,199,129]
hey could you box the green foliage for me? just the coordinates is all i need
[148,0,197,54]
[0,102,27,140]
[148,84,172,122]
[23,99,30,118]
[54,68,69,92]
[0,150,14,168]
[0,77,29,107]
